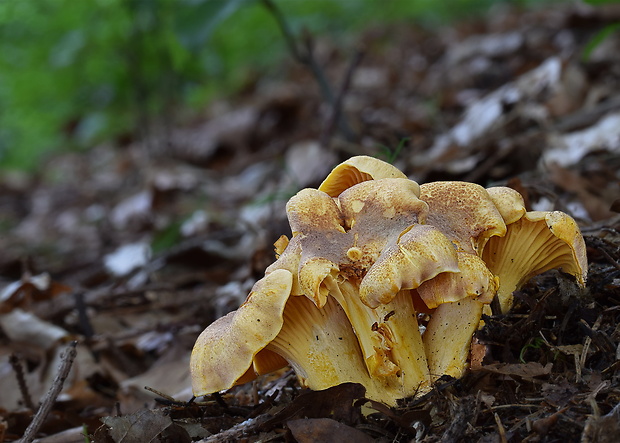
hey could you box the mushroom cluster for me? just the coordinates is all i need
[191,156,587,406]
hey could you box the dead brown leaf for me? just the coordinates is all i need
[96,409,185,443]
[478,362,553,381]
[541,380,579,408]
[0,273,71,314]
[261,383,366,430]
[287,417,373,443]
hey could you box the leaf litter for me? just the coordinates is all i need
[1,3,620,442]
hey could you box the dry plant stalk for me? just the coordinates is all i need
[19,341,78,443]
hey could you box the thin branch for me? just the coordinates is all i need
[205,413,272,443]
[300,29,337,105]
[321,47,364,146]
[9,354,35,411]
[261,0,302,62]
[494,412,509,443]
[20,341,78,443]
[261,0,356,142]
[73,292,94,340]
[599,247,620,272]
[144,385,177,403]
[261,0,334,101]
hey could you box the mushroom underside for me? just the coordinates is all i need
[482,212,587,313]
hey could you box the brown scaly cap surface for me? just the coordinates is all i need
[420,181,507,254]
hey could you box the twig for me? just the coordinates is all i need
[579,315,602,370]
[261,0,302,62]
[484,404,541,411]
[494,412,508,443]
[261,0,333,98]
[261,0,356,141]
[19,341,78,443]
[583,236,620,271]
[73,292,94,340]
[321,47,364,146]
[144,385,177,403]
[9,354,35,411]
[205,413,272,443]
[212,391,230,411]
[300,30,337,105]
[599,247,620,272]
[575,352,582,383]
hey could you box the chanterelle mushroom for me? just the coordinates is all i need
[318,155,408,197]
[482,209,587,313]
[268,177,460,404]
[191,156,588,406]
[416,182,505,380]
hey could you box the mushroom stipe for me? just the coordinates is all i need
[190,156,587,406]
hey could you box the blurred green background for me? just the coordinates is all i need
[0,0,555,171]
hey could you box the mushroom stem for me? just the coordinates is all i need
[373,289,432,396]
[423,297,484,380]
[325,278,393,376]
[324,277,431,398]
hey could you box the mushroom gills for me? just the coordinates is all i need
[266,294,397,404]
[482,211,587,313]
[318,155,408,197]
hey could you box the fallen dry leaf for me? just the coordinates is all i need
[478,362,553,381]
[97,409,176,443]
[287,417,373,443]
[261,383,366,430]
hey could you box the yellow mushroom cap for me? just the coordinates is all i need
[482,210,588,313]
[280,189,348,306]
[281,179,430,307]
[338,178,428,230]
[190,269,293,397]
[417,252,499,309]
[266,236,303,296]
[298,257,339,308]
[287,188,346,235]
[264,178,440,401]
[318,155,409,197]
[360,225,461,308]
[420,181,507,254]
[486,186,526,225]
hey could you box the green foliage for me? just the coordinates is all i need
[151,220,183,255]
[0,0,547,171]
[0,0,253,170]
[519,336,546,363]
[379,137,410,164]
[582,22,620,62]
[579,0,620,63]
[583,0,620,4]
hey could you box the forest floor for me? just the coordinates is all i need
[1,3,620,442]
